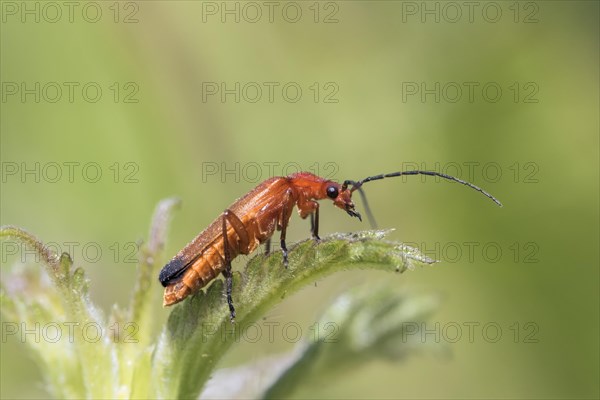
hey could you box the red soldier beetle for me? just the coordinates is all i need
[159,170,502,321]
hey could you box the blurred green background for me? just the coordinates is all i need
[1,1,598,398]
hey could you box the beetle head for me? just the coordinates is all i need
[322,181,362,221]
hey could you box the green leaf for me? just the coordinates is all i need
[0,226,115,398]
[198,286,441,399]
[1,201,439,400]
[261,286,441,399]
[0,198,181,399]
[152,229,436,399]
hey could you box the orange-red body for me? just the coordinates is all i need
[160,172,353,306]
[160,168,501,313]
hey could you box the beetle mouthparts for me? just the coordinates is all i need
[346,207,362,221]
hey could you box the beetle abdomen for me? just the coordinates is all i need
[163,242,235,306]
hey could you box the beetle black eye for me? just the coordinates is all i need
[326,186,339,199]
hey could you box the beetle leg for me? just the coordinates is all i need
[221,210,236,323]
[264,238,271,255]
[279,189,294,268]
[280,232,288,268]
[310,203,321,242]
[224,209,251,254]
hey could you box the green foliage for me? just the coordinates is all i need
[261,287,441,399]
[0,199,437,399]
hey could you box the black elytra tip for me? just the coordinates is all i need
[158,257,187,286]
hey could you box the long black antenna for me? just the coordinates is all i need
[349,170,503,207]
